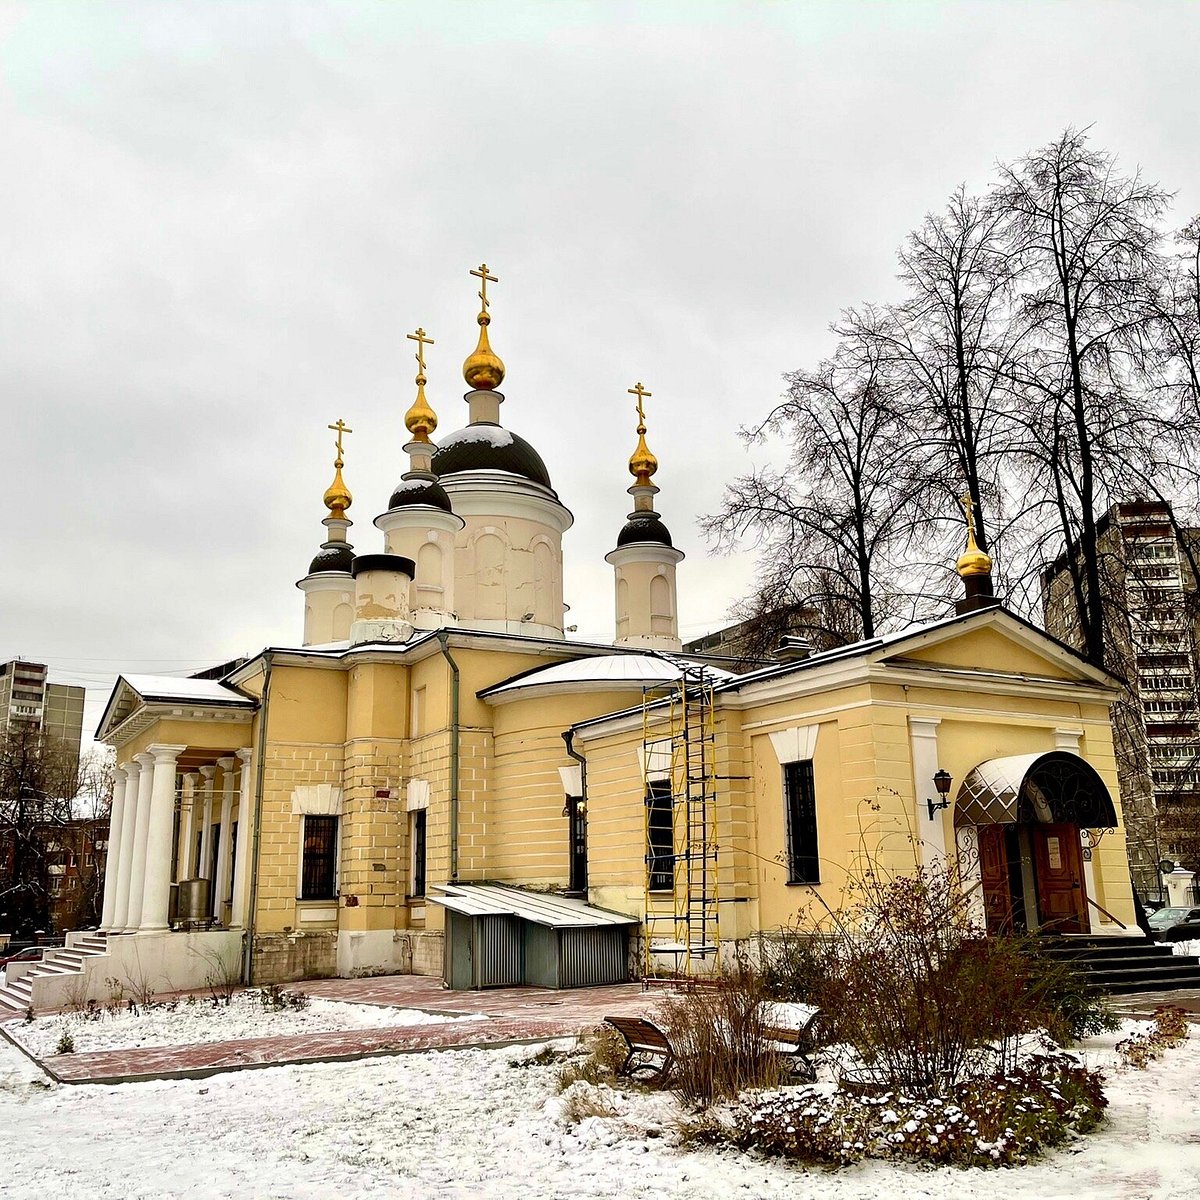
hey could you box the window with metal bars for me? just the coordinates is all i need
[784,760,820,883]
[301,815,339,900]
[410,809,427,898]
[646,778,674,892]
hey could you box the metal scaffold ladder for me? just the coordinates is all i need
[641,665,721,978]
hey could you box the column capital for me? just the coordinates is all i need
[908,717,943,737]
[182,771,199,786]
[198,764,218,781]
[133,751,155,769]
[118,761,140,782]
[235,747,253,765]
[148,742,187,764]
[216,755,238,772]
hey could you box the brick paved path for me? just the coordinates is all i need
[11,976,665,1086]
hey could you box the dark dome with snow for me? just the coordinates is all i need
[387,475,453,512]
[432,422,553,489]
[616,511,673,547]
[308,543,355,574]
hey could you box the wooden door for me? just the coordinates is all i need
[1032,824,1087,933]
[978,826,1013,935]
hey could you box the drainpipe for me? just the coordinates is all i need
[436,631,461,881]
[242,652,273,985]
[562,728,587,807]
[563,728,588,894]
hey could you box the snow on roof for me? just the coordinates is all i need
[121,674,254,706]
[428,883,637,927]
[482,653,735,698]
[439,424,515,448]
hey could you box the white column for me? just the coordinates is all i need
[213,755,237,923]
[179,772,198,879]
[110,764,140,932]
[230,747,253,928]
[198,765,217,882]
[909,717,947,868]
[138,744,186,932]
[123,754,156,933]
[98,768,129,931]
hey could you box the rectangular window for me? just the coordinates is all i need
[301,815,339,900]
[410,809,427,898]
[646,778,674,892]
[784,760,819,884]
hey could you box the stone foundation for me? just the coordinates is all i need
[250,930,338,985]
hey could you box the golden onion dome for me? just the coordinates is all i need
[956,544,993,577]
[405,374,438,442]
[323,462,352,518]
[463,313,505,391]
[956,496,992,577]
[323,419,353,518]
[629,426,658,485]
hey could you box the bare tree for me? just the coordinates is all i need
[855,186,1021,561]
[997,128,1193,665]
[705,317,931,644]
[0,723,79,938]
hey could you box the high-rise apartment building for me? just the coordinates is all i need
[1043,500,1200,902]
[0,659,86,761]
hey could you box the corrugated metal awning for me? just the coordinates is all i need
[428,883,638,928]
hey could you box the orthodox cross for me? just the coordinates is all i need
[470,263,498,312]
[628,382,652,428]
[961,493,977,539]
[328,418,352,464]
[407,327,434,375]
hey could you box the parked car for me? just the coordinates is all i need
[0,945,45,969]
[1147,905,1200,942]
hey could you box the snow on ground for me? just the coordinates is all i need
[1170,938,1200,957]
[8,992,480,1057]
[1,1023,1198,1199]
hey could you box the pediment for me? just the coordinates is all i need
[871,609,1117,689]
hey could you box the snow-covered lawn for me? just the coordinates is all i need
[8,992,480,1057]
[0,1020,1197,1198]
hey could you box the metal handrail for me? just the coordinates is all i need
[1086,895,1128,930]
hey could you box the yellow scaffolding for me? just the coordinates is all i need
[641,666,721,978]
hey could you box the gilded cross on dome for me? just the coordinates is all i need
[328,418,353,465]
[628,382,652,431]
[407,327,434,378]
[626,383,658,485]
[470,263,498,314]
[323,419,353,517]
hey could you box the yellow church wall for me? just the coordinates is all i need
[266,665,347,743]
[488,690,645,887]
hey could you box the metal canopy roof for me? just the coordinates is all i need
[428,883,638,928]
[954,750,1119,828]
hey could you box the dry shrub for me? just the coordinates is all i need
[784,858,1109,1092]
[660,964,791,1106]
[556,1025,628,1091]
[558,1080,620,1123]
[741,1051,1106,1168]
[1117,1005,1190,1069]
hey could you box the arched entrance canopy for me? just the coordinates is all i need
[954,751,1118,829]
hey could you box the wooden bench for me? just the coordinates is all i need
[761,1002,826,1081]
[604,1015,675,1083]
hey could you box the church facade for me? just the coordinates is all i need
[76,268,1136,995]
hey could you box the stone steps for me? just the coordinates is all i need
[0,933,109,1015]
[1039,935,1200,994]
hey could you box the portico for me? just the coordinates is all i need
[95,675,256,936]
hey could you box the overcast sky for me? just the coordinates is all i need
[3,0,1200,739]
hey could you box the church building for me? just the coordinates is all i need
[31,267,1139,1000]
